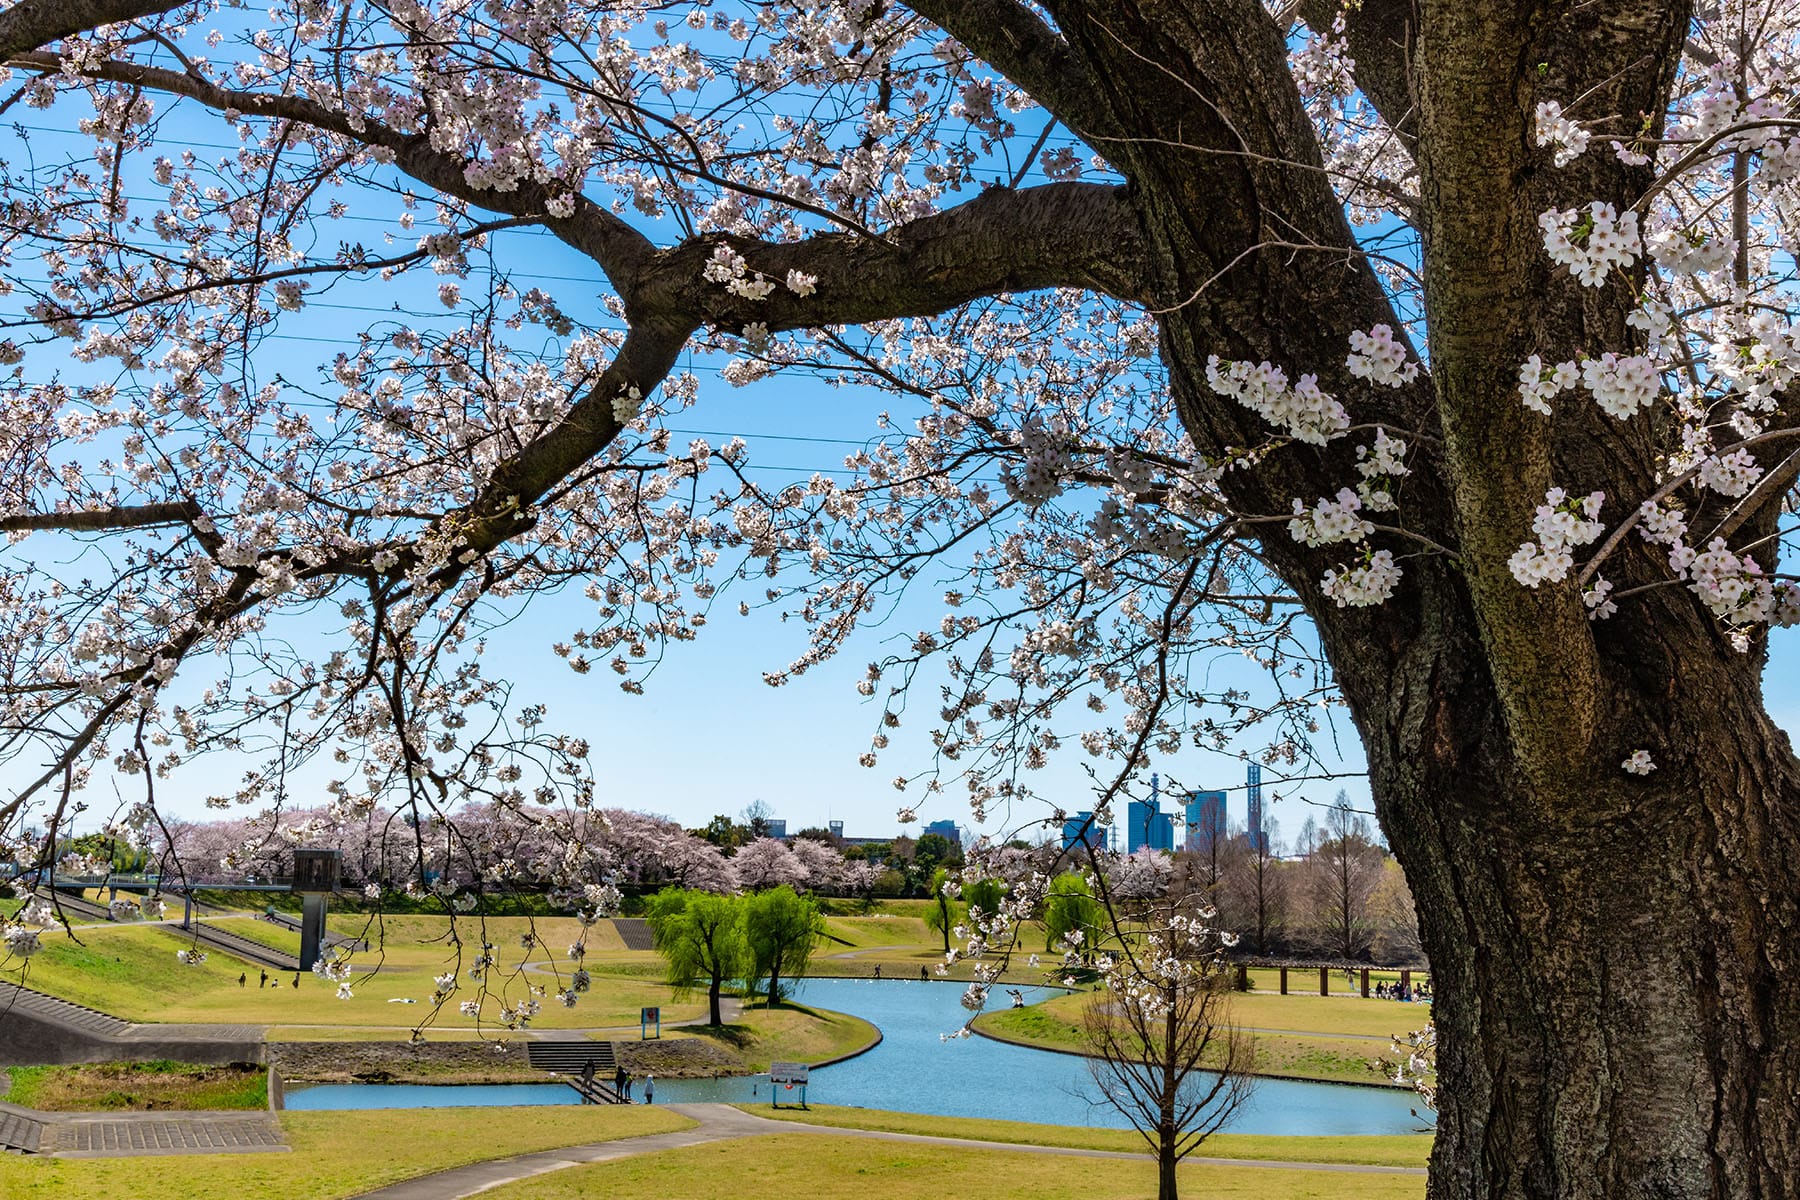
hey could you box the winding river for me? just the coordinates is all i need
[287,978,1432,1136]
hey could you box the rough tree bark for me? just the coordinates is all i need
[929,0,1800,1195]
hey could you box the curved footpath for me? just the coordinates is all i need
[349,1102,1425,1200]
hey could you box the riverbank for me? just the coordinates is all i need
[970,988,1421,1090]
[267,1001,880,1085]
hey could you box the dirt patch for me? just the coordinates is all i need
[268,1041,544,1085]
[614,1037,744,1078]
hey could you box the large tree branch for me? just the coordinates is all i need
[7,51,658,291]
[905,0,1123,151]
[0,500,200,532]
[639,181,1152,333]
[0,0,185,59]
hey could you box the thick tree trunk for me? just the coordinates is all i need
[1157,1122,1179,1200]
[708,972,723,1026]
[1307,552,1800,1198]
[1019,2,1800,1192]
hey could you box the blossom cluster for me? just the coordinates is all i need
[1508,489,1605,587]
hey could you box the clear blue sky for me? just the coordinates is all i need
[10,96,1800,854]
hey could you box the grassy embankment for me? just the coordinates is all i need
[5,913,879,1078]
[472,1133,1425,1200]
[973,985,1430,1087]
[0,1106,692,1200]
[654,999,878,1074]
[1,1061,267,1111]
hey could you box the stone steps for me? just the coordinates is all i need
[0,982,132,1037]
[0,1108,44,1154]
[185,922,301,972]
[526,1039,616,1075]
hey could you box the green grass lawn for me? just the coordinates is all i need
[2,1061,267,1111]
[7,920,702,1031]
[741,1104,1433,1166]
[973,989,1422,1087]
[474,1133,1425,1200]
[0,1106,692,1200]
[666,1001,880,1072]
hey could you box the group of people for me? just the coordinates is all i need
[869,965,933,981]
[1374,979,1430,1002]
[582,1060,654,1104]
[239,969,301,989]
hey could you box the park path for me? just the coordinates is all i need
[0,1098,286,1157]
[350,1102,1425,1200]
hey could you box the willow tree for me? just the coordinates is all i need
[0,0,1796,1195]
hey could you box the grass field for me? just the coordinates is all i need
[973,987,1426,1087]
[0,1106,693,1200]
[1,1061,267,1111]
[741,1104,1434,1166]
[666,1001,880,1073]
[473,1133,1425,1200]
[5,919,702,1031]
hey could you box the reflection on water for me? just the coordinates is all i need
[286,977,1432,1136]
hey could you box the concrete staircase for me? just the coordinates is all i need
[40,890,116,922]
[0,982,262,1069]
[0,1106,45,1154]
[0,982,132,1039]
[185,922,300,972]
[526,1039,616,1074]
[526,1041,624,1103]
[611,918,656,951]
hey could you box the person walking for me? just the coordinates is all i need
[613,1065,627,1101]
[238,972,247,988]
[622,1072,634,1102]
[919,965,928,981]
[872,964,881,980]
[644,1073,655,1104]
[258,969,268,989]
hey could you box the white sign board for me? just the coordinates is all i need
[770,1062,809,1086]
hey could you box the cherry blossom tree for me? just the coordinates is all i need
[729,836,807,890]
[787,834,845,891]
[0,0,1796,1193]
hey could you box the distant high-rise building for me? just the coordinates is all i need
[764,819,787,839]
[1184,790,1228,853]
[1246,762,1265,853]
[923,819,962,849]
[828,820,844,840]
[1061,811,1107,854]
[1126,799,1174,853]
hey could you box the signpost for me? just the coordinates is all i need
[640,1006,661,1040]
[290,848,341,972]
[769,1061,809,1109]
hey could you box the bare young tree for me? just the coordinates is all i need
[1081,898,1254,1200]
[1303,793,1386,961]
[1221,818,1287,956]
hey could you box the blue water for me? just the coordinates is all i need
[285,978,1431,1135]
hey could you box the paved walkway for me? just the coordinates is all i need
[351,1103,1425,1200]
[0,1100,286,1158]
